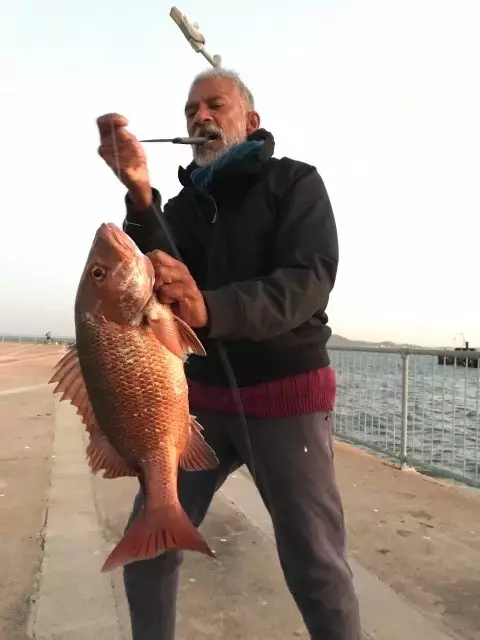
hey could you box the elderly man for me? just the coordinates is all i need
[97,68,361,640]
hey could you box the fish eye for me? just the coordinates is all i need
[90,265,106,281]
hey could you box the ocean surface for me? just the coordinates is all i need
[2,335,479,484]
[328,349,480,485]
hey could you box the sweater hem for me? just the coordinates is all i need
[187,366,336,420]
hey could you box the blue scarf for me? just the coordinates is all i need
[189,139,264,190]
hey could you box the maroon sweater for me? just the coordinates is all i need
[188,366,336,420]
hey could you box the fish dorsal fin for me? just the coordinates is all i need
[178,416,219,471]
[145,299,206,358]
[49,345,136,479]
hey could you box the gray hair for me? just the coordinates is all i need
[188,68,255,110]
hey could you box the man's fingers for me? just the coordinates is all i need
[97,113,129,136]
[153,264,185,285]
[147,251,190,282]
[115,126,138,143]
[147,252,197,303]
[98,129,138,154]
[156,283,185,304]
[146,249,180,268]
[98,141,141,162]
[156,292,176,305]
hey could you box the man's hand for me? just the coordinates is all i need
[147,250,209,329]
[97,113,152,210]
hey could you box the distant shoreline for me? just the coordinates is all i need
[328,334,434,350]
[0,332,470,351]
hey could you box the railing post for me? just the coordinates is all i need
[399,352,409,468]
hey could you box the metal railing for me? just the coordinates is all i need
[328,345,480,488]
[3,335,479,487]
[0,334,74,345]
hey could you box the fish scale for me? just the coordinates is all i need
[76,319,190,466]
[49,222,219,572]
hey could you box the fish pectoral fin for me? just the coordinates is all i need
[49,345,136,480]
[146,313,184,359]
[173,315,207,357]
[178,416,219,471]
[86,427,137,479]
[146,305,206,358]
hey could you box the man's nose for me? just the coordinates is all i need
[193,104,214,125]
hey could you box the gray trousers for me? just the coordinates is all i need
[123,410,361,640]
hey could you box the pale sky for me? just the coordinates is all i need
[2,0,479,346]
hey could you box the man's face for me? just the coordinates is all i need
[185,77,259,166]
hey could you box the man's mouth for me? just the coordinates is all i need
[195,130,222,144]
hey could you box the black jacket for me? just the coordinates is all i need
[123,128,339,387]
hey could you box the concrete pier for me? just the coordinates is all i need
[1,344,479,640]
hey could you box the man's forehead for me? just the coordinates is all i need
[186,77,238,105]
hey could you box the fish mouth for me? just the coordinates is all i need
[99,223,135,261]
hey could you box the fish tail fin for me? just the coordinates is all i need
[101,502,215,572]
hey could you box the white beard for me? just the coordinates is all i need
[192,120,248,167]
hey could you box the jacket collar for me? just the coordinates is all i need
[178,128,275,188]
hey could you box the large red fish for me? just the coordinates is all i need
[49,222,218,571]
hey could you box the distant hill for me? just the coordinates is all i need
[327,334,424,349]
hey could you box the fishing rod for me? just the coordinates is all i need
[109,9,254,483]
[138,8,222,146]
[143,7,257,484]
[170,6,222,68]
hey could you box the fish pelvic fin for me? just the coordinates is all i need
[101,502,216,572]
[49,344,136,479]
[178,416,219,472]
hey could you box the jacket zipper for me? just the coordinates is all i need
[205,195,218,289]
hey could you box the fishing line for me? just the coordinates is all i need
[110,116,122,181]
[110,120,257,484]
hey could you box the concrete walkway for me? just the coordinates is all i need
[28,400,461,640]
[29,401,122,640]
[3,344,479,640]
